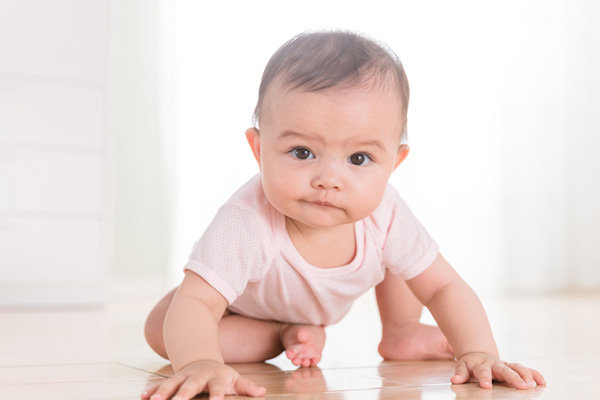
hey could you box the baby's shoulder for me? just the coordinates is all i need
[365,183,411,233]
[372,183,405,215]
[198,176,278,264]
[217,174,280,240]
[225,174,275,219]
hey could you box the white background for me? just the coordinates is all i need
[3,0,597,307]
[158,0,600,295]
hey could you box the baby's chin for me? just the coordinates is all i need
[294,210,374,228]
[284,213,364,230]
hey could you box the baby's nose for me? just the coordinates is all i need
[311,163,344,190]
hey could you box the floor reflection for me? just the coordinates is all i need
[142,360,547,399]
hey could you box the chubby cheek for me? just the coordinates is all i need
[347,175,388,218]
[261,165,303,210]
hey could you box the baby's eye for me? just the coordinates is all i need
[290,147,314,160]
[348,153,372,166]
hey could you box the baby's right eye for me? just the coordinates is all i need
[290,147,314,160]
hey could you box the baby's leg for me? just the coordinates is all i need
[144,287,325,365]
[144,287,178,359]
[217,313,286,362]
[144,287,282,361]
[375,270,454,360]
[221,315,325,367]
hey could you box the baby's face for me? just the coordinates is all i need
[247,83,408,230]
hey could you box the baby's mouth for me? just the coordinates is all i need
[312,200,337,208]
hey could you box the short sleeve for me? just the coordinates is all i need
[184,204,270,304]
[378,186,439,280]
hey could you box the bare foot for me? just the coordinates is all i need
[378,322,454,360]
[279,324,326,367]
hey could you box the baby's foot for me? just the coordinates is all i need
[279,324,326,368]
[378,322,454,360]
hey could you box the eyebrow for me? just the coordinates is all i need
[355,139,387,151]
[278,130,387,151]
[278,130,325,145]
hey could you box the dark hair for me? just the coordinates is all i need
[252,30,410,141]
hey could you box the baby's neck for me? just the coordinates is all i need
[285,217,356,268]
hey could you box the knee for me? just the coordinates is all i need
[144,309,168,359]
[143,287,178,359]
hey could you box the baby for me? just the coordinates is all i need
[141,30,546,400]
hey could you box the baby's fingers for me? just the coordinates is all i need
[531,368,547,386]
[451,361,471,385]
[205,379,227,400]
[472,364,494,389]
[234,375,267,397]
[497,363,546,388]
[141,383,158,399]
[142,375,187,400]
[491,363,529,390]
[171,376,209,399]
[508,363,539,388]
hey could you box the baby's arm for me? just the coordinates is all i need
[406,254,546,389]
[141,271,266,400]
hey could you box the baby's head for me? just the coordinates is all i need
[252,30,410,142]
[246,30,412,229]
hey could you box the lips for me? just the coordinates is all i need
[312,200,337,208]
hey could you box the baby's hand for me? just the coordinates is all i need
[451,352,546,390]
[141,360,266,400]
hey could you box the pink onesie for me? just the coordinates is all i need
[184,174,438,327]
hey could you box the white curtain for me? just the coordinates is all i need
[159,0,600,295]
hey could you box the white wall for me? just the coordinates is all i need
[2,0,596,307]
[0,0,110,306]
[109,0,169,278]
[161,0,600,295]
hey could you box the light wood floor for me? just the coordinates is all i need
[2,280,599,399]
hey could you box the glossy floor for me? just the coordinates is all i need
[2,280,599,399]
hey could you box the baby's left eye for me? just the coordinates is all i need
[348,153,372,166]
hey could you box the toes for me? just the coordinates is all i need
[287,344,312,361]
[286,343,321,368]
[285,347,297,361]
[282,325,325,368]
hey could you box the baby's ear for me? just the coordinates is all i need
[245,128,261,168]
[393,144,410,171]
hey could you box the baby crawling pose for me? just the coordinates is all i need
[142,30,545,400]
